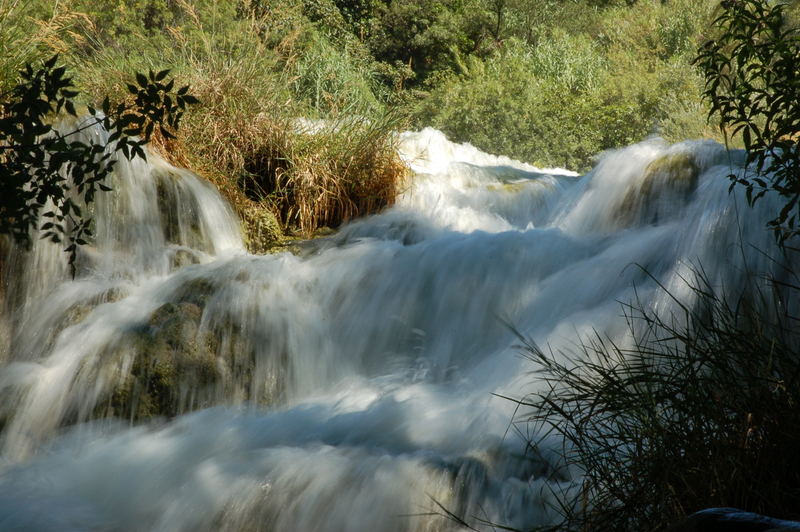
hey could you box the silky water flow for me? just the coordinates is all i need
[0,122,794,531]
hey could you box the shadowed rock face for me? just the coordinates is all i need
[669,508,800,532]
[618,151,700,226]
[95,276,282,422]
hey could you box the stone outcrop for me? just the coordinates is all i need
[669,508,800,532]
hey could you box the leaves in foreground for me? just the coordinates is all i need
[0,55,198,274]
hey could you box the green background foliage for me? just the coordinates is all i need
[1,0,726,173]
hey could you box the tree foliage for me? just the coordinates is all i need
[695,0,800,242]
[0,55,198,272]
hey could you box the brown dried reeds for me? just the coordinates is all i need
[249,115,408,235]
[10,0,407,248]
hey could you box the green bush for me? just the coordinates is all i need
[366,0,489,87]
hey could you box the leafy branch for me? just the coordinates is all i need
[0,55,198,274]
[694,0,800,243]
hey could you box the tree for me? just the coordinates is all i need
[694,0,800,243]
[0,55,198,272]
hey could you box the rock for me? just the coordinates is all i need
[618,151,700,225]
[668,508,800,532]
[95,275,285,421]
[102,300,219,420]
[241,203,283,254]
[152,166,207,251]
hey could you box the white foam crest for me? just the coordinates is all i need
[395,128,577,233]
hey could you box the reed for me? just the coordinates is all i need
[516,260,800,531]
[245,113,408,235]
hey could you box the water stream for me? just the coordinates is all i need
[0,125,794,530]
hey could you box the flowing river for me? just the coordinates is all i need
[0,124,794,530]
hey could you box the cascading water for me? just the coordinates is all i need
[0,123,795,531]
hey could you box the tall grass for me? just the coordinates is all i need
[517,260,800,531]
[244,113,408,234]
[0,0,90,92]
[33,0,407,245]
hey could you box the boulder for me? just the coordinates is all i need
[618,151,700,225]
[669,508,800,532]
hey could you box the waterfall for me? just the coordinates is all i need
[0,124,794,531]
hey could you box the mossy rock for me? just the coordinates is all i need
[241,203,283,254]
[99,301,217,420]
[618,151,700,225]
[640,151,699,198]
[152,167,207,251]
[94,275,284,421]
[486,181,528,193]
[169,276,217,307]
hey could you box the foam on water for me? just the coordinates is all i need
[0,125,794,531]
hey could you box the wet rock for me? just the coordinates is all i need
[668,508,800,532]
[153,167,206,251]
[169,276,217,307]
[169,248,203,269]
[618,151,700,225]
[102,300,218,420]
[96,275,283,421]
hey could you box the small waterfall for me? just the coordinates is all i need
[0,124,795,531]
[0,118,244,457]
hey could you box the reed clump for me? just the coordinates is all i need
[242,115,407,235]
[518,263,800,531]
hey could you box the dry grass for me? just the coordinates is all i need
[242,115,408,235]
[51,1,407,246]
[0,1,91,91]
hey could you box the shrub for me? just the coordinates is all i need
[518,265,800,531]
[0,54,196,271]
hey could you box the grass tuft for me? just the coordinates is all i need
[517,260,800,531]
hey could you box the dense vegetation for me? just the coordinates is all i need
[517,1,800,530]
[1,0,739,247]
[696,0,800,242]
[0,54,197,271]
[520,267,800,530]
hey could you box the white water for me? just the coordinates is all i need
[0,125,795,531]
